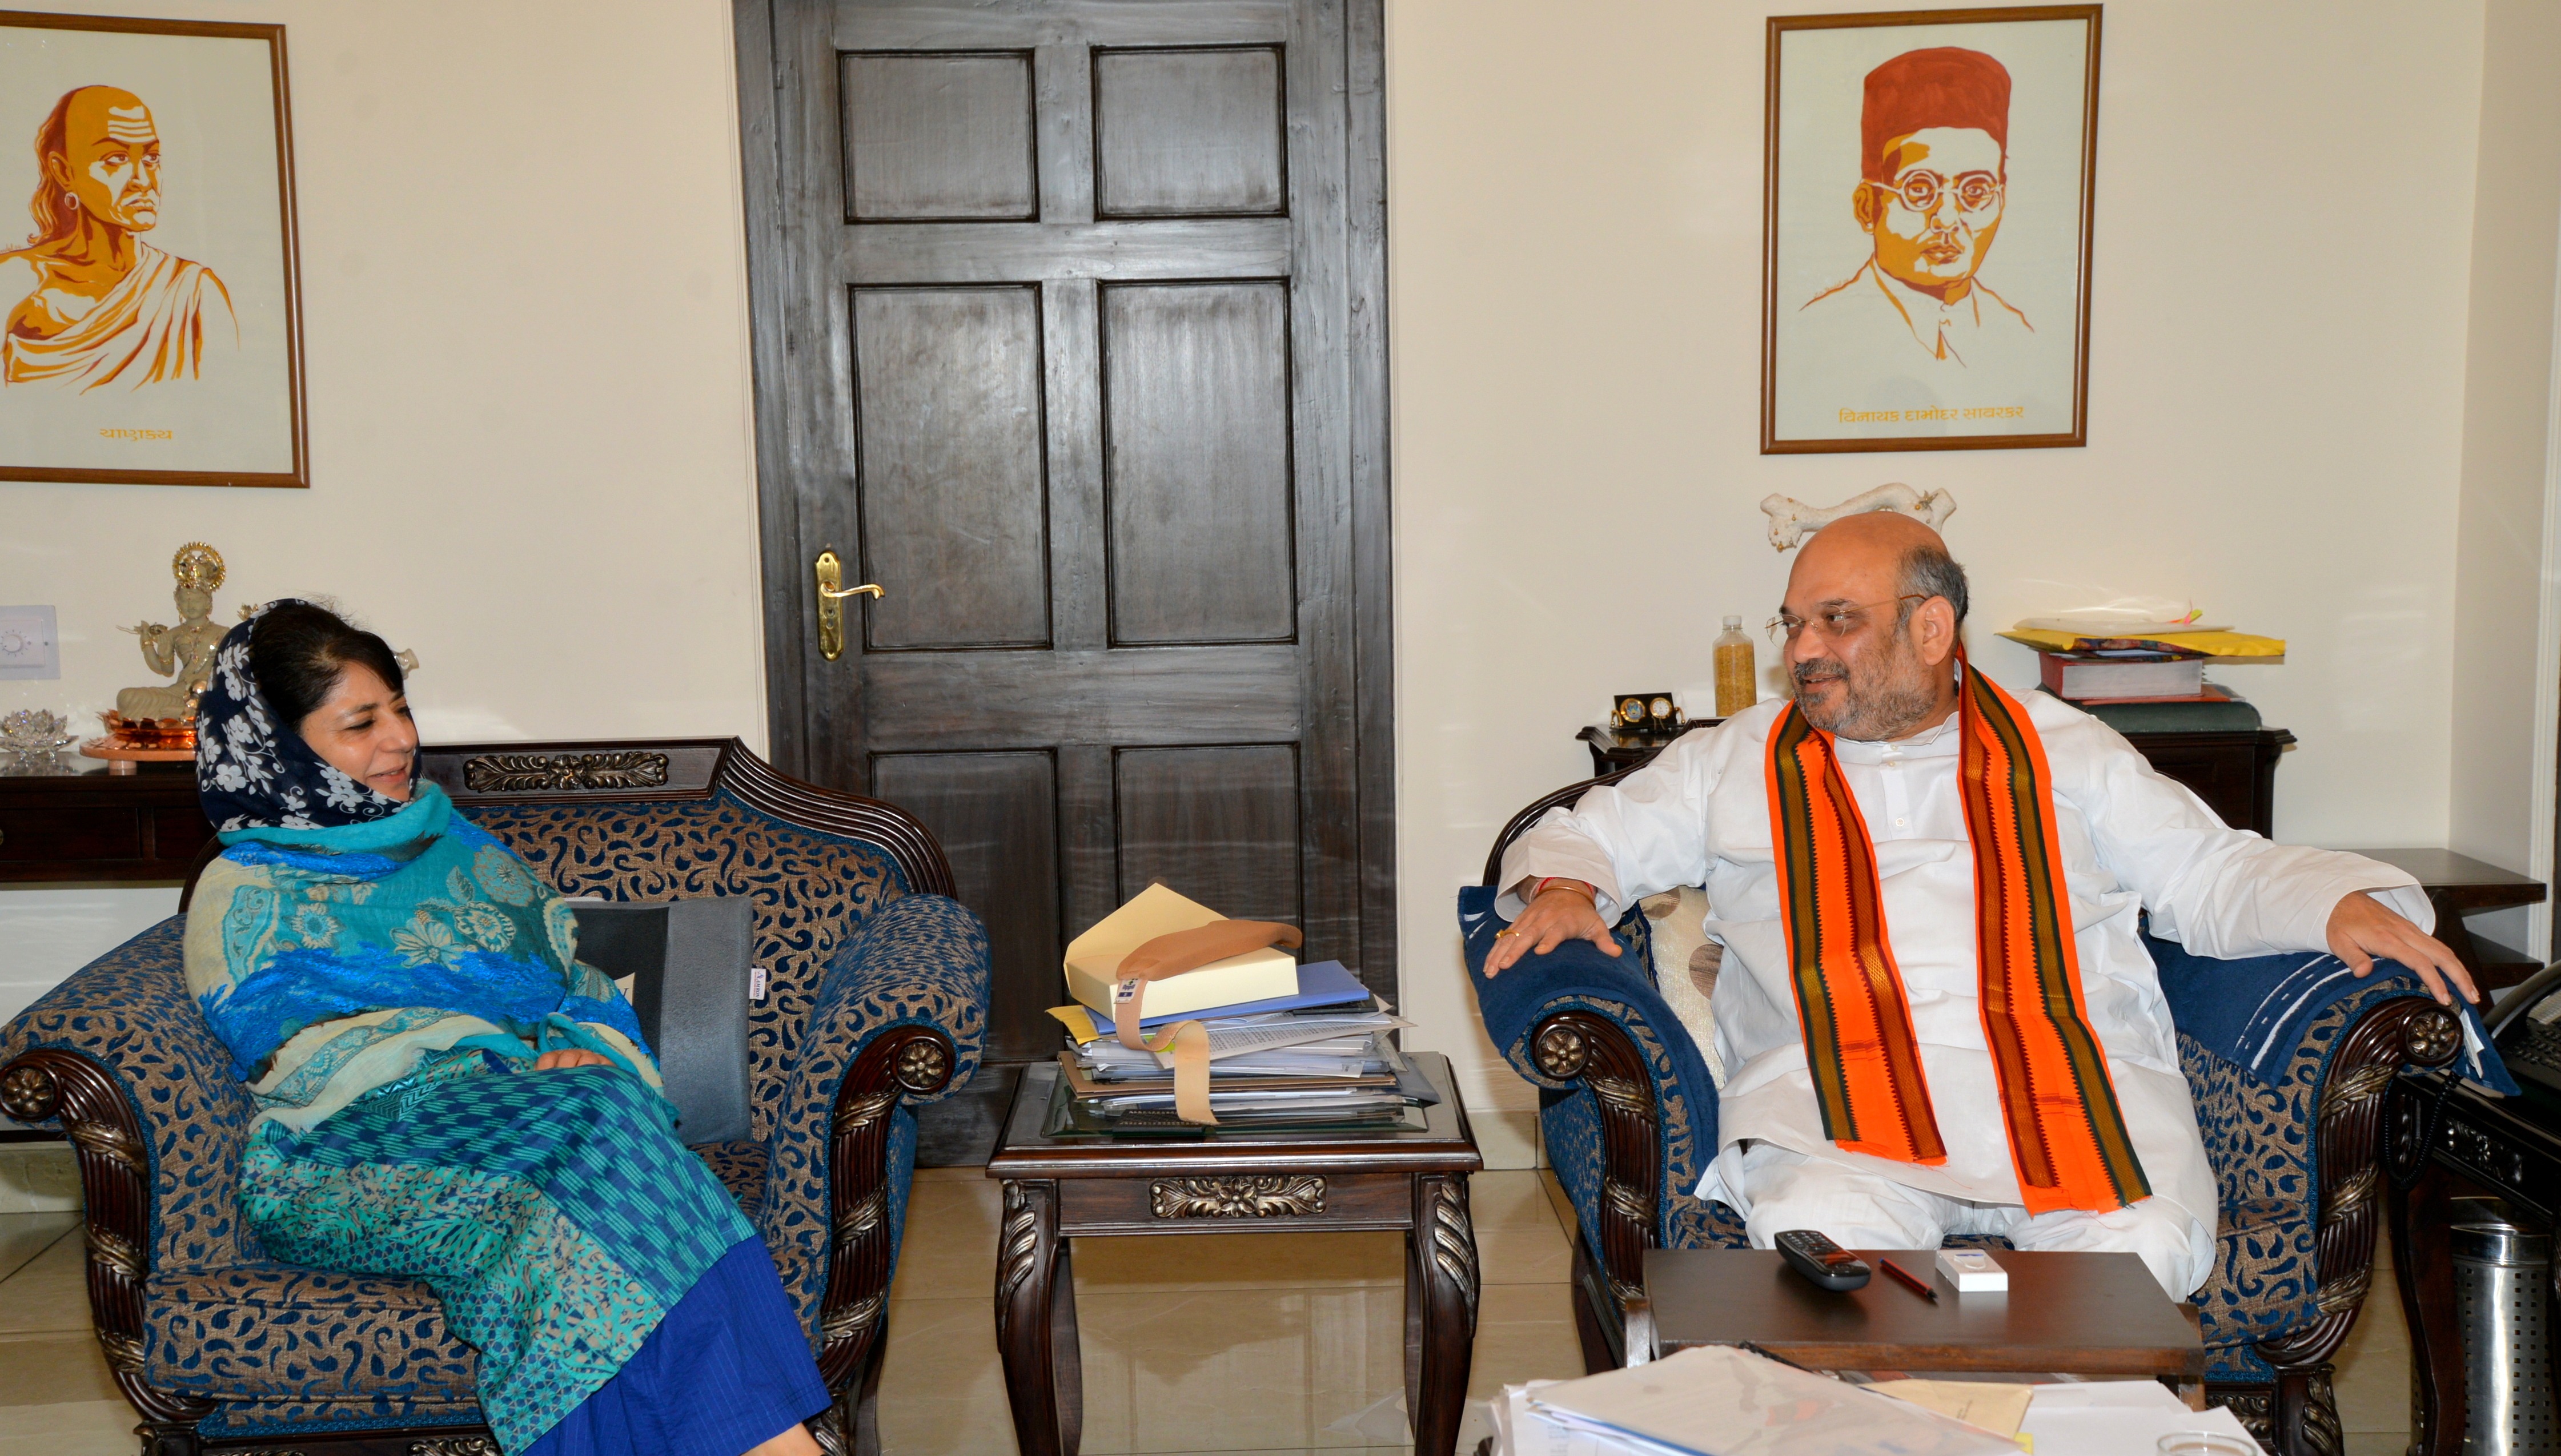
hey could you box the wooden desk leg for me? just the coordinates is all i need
[1408,1173,1481,1456]
[2392,1160,2464,1456]
[996,1179,1078,1456]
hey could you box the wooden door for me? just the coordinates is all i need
[733,0,1392,1104]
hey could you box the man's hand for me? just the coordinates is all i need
[532,1049,613,1071]
[2327,890,2477,1006]
[1484,883,1619,976]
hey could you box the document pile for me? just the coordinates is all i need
[1045,884,1433,1135]
[1488,1349,2270,1456]
[1489,1346,2020,1456]
[2001,608,2286,735]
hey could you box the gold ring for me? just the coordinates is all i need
[1494,929,1519,938]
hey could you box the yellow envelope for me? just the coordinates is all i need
[1062,883,1299,1020]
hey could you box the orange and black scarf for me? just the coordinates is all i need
[1763,660,2149,1215]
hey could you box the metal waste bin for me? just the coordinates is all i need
[2453,1202,2556,1456]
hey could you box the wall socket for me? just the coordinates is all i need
[0,606,57,681]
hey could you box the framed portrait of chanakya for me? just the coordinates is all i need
[1763,6,2100,454]
[0,11,306,487]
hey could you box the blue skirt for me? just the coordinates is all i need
[524,1236,832,1456]
[244,1065,828,1454]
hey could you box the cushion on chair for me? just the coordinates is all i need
[693,1138,768,1216]
[468,791,910,1146]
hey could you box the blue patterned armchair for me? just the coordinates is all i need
[0,737,990,1456]
[1464,770,2471,1456]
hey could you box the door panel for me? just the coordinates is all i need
[738,0,1390,1097]
[870,749,1063,1062]
[1114,744,1301,925]
[840,50,1039,222]
[1091,46,1288,218]
[850,285,1051,649]
[1102,280,1295,646]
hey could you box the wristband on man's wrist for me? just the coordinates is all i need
[1535,876,1596,903]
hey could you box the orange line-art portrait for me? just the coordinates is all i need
[1800,47,2031,367]
[1,86,238,391]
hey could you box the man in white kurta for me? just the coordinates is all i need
[1486,512,2476,1299]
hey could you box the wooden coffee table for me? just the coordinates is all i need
[986,1053,1483,1456]
[1643,1248,2206,1406]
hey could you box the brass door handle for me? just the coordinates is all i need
[813,549,884,662]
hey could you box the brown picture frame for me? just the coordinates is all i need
[1761,5,2100,455]
[0,9,307,488]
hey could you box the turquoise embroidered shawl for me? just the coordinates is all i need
[183,783,669,1134]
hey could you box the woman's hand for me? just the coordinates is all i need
[1483,882,1617,977]
[532,1049,613,1071]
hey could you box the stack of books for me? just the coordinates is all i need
[2001,617,2286,734]
[1047,961,1430,1135]
[1044,884,1436,1136]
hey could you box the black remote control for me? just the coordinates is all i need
[1775,1229,1871,1290]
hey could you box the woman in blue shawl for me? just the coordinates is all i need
[183,600,829,1456]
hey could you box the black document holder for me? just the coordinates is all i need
[570,900,756,1144]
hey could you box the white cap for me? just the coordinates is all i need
[1722,614,1743,629]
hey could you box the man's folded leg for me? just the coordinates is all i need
[1718,1140,1960,1252]
[1713,1141,2211,1302]
[2000,1197,2213,1302]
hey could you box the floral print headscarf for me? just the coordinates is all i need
[195,600,419,835]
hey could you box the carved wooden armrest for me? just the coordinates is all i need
[0,1049,218,1445]
[809,1025,953,1456]
[1527,1009,1663,1366]
[2226,998,2462,1456]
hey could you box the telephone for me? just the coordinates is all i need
[2486,961,2561,1101]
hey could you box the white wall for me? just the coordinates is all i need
[1386,0,2507,1124]
[5,1,2556,1158]
[2448,0,2561,962]
[0,0,767,1021]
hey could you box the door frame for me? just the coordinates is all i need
[727,0,1399,992]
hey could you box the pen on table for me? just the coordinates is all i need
[1878,1258,1938,1302]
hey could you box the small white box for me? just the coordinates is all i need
[1934,1248,2008,1293]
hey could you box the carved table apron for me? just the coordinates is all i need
[986,1054,1484,1456]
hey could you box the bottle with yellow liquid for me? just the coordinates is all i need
[1713,616,1756,718]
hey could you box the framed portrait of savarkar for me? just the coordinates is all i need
[0,11,306,487]
[1764,6,2099,454]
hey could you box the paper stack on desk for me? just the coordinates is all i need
[1490,1346,2020,1455]
[1045,882,1434,1135]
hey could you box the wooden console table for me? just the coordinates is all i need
[2334,848,2545,991]
[0,760,210,884]
[987,1053,1483,1456]
[1579,722,2296,837]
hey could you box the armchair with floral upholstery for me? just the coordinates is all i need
[1462,769,2472,1456]
[0,737,989,1456]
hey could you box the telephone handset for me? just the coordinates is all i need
[2484,961,2561,1096]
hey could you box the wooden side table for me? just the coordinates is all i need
[2335,847,2546,990]
[1643,1248,2206,1404]
[0,759,211,884]
[986,1053,1484,1456]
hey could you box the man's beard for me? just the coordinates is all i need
[1792,641,1944,741]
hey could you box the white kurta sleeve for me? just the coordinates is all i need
[1494,725,1731,921]
[2065,715,2430,956]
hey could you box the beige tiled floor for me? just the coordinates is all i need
[875,1166,1592,1454]
[0,1177,2427,1455]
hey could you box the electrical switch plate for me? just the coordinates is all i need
[0,606,58,680]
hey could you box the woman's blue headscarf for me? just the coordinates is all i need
[195,600,419,835]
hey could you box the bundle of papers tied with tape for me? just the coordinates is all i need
[1063,883,1301,1020]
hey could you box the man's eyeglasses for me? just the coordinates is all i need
[1874,170,2002,216]
[1767,595,1929,644]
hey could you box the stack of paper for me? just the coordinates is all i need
[1490,1347,2021,1456]
[1045,884,1435,1134]
[2018,1380,2265,1455]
